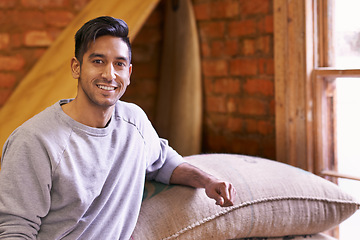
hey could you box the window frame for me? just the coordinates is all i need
[274,1,360,237]
[313,0,360,181]
[274,0,360,180]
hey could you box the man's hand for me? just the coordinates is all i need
[170,162,236,207]
[205,179,236,207]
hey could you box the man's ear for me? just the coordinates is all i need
[127,64,132,86]
[71,57,81,79]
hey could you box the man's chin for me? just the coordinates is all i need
[91,98,119,109]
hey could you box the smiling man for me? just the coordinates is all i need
[0,16,235,239]
[62,34,132,128]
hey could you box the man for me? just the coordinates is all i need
[0,16,235,239]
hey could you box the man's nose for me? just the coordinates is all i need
[101,63,116,80]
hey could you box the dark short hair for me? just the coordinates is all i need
[74,16,132,64]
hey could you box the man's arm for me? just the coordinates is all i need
[169,162,236,207]
[0,131,51,239]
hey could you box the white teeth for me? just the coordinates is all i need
[98,85,116,91]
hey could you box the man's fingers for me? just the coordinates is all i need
[215,182,236,207]
[205,180,237,207]
[215,197,224,206]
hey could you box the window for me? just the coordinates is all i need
[314,0,360,238]
[274,0,360,238]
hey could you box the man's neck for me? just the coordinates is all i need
[61,98,114,128]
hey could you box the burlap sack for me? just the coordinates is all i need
[132,154,359,239]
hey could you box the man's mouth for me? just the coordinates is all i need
[97,84,117,91]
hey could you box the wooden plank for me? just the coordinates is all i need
[155,0,202,156]
[305,0,315,173]
[274,0,288,164]
[287,0,308,168]
[274,0,315,171]
[0,0,160,151]
[276,0,306,167]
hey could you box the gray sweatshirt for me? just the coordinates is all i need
[0,99,184,239]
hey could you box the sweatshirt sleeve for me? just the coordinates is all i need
[145,138,184,184]
[133,106,184,184]
[0,128,52,239]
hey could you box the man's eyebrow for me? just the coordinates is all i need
[88,53,128,62]
[115,56,128,61]
[88,53,105,59]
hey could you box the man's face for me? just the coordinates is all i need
[71,35,132,109]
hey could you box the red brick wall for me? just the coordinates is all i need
[194,0,275,159]
[0,0,275,159]
[0,0,91,107]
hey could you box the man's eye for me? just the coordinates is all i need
[116,62,126,67]
[93,59,103,64]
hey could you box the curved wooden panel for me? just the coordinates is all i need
[155,0,202,156]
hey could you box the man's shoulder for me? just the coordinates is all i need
[22,102,59,127]
[115,101,147,120]
[114,101,151,134]
[10,101,66,140]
